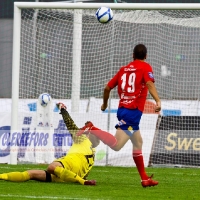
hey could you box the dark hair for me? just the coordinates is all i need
[133,44,147,60]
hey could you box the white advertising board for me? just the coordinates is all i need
[1,97,199,166]
[0,99,158,166]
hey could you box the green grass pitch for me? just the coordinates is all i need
[0,164,199,200]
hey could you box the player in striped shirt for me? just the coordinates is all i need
[77,44,161,187]
[0,103,99,185]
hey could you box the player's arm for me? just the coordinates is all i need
[57,103,99,146]
[101,71,119,111]
[57,103,79,136]
[146,81,161,112]
[101,85,111,111]
[61,109,79,134]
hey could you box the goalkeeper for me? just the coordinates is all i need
[0,103,99,186]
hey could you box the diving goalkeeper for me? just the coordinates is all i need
[0,103,99,186]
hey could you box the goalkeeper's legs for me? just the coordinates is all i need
[0,171,30,182]
[47,161,96,186]
[0,170,49,182]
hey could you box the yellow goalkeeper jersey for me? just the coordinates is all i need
[67,137,95,156]
[55,137,95,180]
[57,109,96,179]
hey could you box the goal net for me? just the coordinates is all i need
[10,2,200,167]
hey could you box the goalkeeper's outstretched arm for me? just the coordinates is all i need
[59,107,86,144]
[57,103,100,147]
[60,108,79,135]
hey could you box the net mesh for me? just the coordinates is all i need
[20,9,200,99]
[17,8,200,166]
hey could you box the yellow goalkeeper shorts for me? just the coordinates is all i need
[54,153,94,179]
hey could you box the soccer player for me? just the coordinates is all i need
[0,103,99,185]
[77,44,161,187]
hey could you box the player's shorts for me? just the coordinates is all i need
[115,107,142,137]
[54,153,94,179]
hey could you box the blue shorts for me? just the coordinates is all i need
[115,107,142,137]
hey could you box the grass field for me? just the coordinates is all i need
[0,164,199,200]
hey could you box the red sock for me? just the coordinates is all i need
[133,150,148,180]
[90,126,117,148]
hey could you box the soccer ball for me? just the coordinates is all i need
[96,7,113,23]
[38,93,51,107]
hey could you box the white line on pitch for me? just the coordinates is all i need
[0,194,105,200]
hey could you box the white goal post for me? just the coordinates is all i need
[11,2,200,166]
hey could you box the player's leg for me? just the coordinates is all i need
[88,134,100,148]
[76,107,132,150]
[112,128,130,150]
[0,169,51,182]
[30,170,64,183]
[130,131,148,180]
[77,121,119,149]
[47,161,96,185]
[0,171,30,182]
[27,170,50,182]
[28,170,64,183]
[77,125,130,151]
[47,161,80,183]
[130,129,158,187]
[50,174,64,182]
[29,169,64,183]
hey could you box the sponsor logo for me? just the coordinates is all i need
[151,116,200,166]
[38,122,43,127]
[27,103,60,112]
[148,72,154,79]
[27,103,37,111]
[124,68,136,71]
[118,120,126,126]
[121,100,134,105]
[24,117,32,124]
[165,132,200,151]
[128,126,134,134]
[54,105,60,112]
[121,93,136,100]
[0,117,72,158]
[0,126,10,157]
